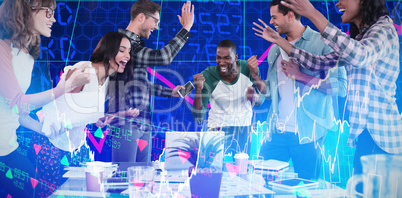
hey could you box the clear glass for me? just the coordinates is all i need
[128,166,155,198]
[347,154,402,198]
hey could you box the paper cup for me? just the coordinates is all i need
[85,162,105,192]
[234,153,249,175]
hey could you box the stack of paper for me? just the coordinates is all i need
[252,159,289,171]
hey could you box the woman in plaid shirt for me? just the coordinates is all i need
[252,0,401,177]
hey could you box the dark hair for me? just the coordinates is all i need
[90,32,130,77]
[349,0,389,38]
[0,0,56,58]
[270,0,301,20]
[130,0,161,21]
[217,40,237,54]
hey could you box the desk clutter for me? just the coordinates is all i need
[58,160,275,197]
[53,159,350,197]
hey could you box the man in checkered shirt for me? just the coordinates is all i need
[107,0,194,162]
[253,0,402,176]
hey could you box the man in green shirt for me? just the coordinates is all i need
[192,40,261,161]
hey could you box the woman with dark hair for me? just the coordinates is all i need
[0,0,90,196]
[253,0,401,176]
[22,31,138,197]
[37,31,138,152]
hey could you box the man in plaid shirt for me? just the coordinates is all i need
[107,0,194,162]
[253,0,401,177]
[250,0,347,180]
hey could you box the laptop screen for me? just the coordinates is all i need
[163,131,224,170]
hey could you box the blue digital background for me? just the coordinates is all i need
[6,0,402,189]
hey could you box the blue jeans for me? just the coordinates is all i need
[209,126,251,162]
[353,129,389,175]
[259,131,325,180]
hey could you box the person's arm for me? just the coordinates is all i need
[148,81,184,98]
[283,0,394,70]
[252,19,293,56]
[281,59,329,91]
[252,18,341,72]
[19,114,43,134]
[0,40,90,115]
[95,108,140,128]
[177,1,195,32]
[18,114,65,140]
[280,0,329,34]
[281,59,347,96]
[192,73,209,124]
[149,81,174,97]
[290,20,394,72]
[318,21,393,69]
[247,55,267,94]
[130,2,194,68]
[244,57,264,106]
[130,29,190,67]
[245,86,263,107]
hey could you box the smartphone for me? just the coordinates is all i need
[178,81,195,98]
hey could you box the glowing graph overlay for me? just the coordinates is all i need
[25,0,402,188]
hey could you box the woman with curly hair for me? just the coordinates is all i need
[0,0,89,196]
[253,0,401,176]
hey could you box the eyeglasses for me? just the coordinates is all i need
[32,7,55,19]
[143,12,159,26]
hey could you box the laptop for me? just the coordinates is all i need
[163,131,225,170]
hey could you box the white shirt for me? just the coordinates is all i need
[276,39,299,132]
[42,61,108,151]
[0,44,33,156]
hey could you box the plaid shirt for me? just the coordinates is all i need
[290,16,402,154]
[107,28,190,133]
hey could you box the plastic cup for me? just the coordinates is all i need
[128,166,155,198]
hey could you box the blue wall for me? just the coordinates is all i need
[24,0,402,188]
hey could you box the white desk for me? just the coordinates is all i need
[51,162,347,198]
[51,171,274,197]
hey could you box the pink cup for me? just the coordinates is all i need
[86,171,103,192]
[85,162,104,192]
[234,153,249,175]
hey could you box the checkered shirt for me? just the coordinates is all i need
[290,16,402,154]
[107,28,190,133]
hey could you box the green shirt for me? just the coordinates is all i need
[192,59,260,128]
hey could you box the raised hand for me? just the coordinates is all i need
[247,55,260,78]
[177,1,195,31]
[193,73,205,92]
[280,0,316,19]
[281,0,328,33]
[253,18,293,55]
[252,19,281,44]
